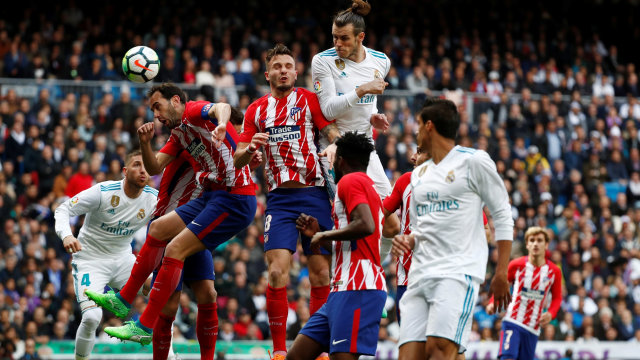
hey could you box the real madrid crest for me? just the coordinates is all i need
[374,69,382,79]
[335,59,345,70]
[111,195,120,207]
[418,166,428,176]
[137,209,146,219]
[446,170,455,184]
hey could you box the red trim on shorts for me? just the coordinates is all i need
[197,212,229,240]
[350,308,361,353]
[498,330,504,354]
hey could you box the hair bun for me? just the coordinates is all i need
[351,0,371,16]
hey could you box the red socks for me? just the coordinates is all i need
[139,257,184,329]
[309,286,330,315]
[152,313,174,360]
[266,285,288,353]
[197,303,218,360]
[119,234,166,304]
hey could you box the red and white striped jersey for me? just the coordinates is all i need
[502,256,562,335]
[160,101,255,195]
[239,88,333,191]
[331,172,386,293]
[383,172,412,286]
[153,150,202,217]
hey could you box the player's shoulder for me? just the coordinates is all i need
[340,171,374,187]
[246,94,269,112]
[365,47,389,61]
[99,180,123,193]
[411,160,431,182]
[142,185,159,198]
[453,146,492,165]
[395,172,412,188]
[511,256,529,267]
[315,48,338,60]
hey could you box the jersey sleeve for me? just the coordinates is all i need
[54,184,102,240]
[159,133,183,157]
[468,151,514,242]
[184,101,216,126]
[305,89,334,131]
[238,103,259,143]
[383,172,410,213]
[547,263,563,318]
[311,55,361,121]
[338,175,372,217]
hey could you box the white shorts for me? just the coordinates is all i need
[398,274,480,353]
[323,150,392,200]
[72,253,136,312]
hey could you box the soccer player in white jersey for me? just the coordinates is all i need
[392,98,513,360]
[311,0,392,200]
[486,227,562,360]
[54,150,157,360]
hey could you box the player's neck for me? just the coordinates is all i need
[528,254,545,267]
[430,138,455,165]
[123,180,143,199]
[271,87,294,99]
[345,45,366,63]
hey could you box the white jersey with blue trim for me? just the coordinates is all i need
[311,46,391,138]
[54,180,158,260]
[409,146,514,282]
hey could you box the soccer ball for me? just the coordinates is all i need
[122,46,160,83]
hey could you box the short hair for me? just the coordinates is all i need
[333,0,371,35]
[147,83,187,104]
[229,106,244,126]
[124,149,142,166]
[265,43,293,68]
[336,131,373,168]
[524,226,550,243]
[419,98,460,140]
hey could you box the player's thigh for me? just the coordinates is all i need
[327,290,386,356]
[498,322,522,360]
[287,333,326,360]
[185,191,256,251]
[518,327,538,360]
[398,285,430,347]
[296,305,331,358]
[109,253,137,291]
[367,151,392,198]
[72,259,111,310]
[307,254,331,286]
[425,275,479,354]
[398,341,426,360]
[425,336,459,360]
[148,210,187,241]
[183,250,216,303]
[297,187,333,256]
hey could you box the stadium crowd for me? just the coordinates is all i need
[0,0,640,358]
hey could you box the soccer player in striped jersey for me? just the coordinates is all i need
[487,227,562,360]
[392,98,513,360]
[286,132,386,360]
[54,150,157,360]
[234,43,340,360]
[149,107,260,360]
[86,83,257,348]
[311,0,392,200]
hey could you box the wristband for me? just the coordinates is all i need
[246,145,256,154]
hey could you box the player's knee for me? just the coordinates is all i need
[308,267,330,286]
[195,285,217,304]
[268,266,287,285]
[81,307,103,331]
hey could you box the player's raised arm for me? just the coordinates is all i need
[137,123,174,176]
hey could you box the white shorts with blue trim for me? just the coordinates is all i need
[398,274,480,353]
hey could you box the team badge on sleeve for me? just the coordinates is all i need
[335,59,345,70]
[313,80,322,93]
[201,103,214,119]
[70,196,79,207]
[111,195,120,207]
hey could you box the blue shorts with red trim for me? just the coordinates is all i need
[300,290,386,355]
[396,285,407,324]
[148,217,215,292]
[175,190,257,250]
[264,187,332,256]
[498,320,538,360]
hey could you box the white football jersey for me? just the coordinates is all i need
[311,46,391,138]
[409,146,513,282]
[55,180,158,260]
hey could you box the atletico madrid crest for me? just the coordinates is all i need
[290,107,302,121]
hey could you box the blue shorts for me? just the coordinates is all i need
[175,190,257,250]
[300,290,386,356]
[396,285,407,324]
[148,217,215,292]
[498,321,538,360]
[264,187,332,256]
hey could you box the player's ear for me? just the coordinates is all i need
[357,32,365,43]
[264,70,269,82]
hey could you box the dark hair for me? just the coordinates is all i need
[229,106,244,126]
[265,43,293,68]
[419,98,460,140]
[333,0,371,35]
[336,131,373,168]
[147,83,187,104]
[125,149,142,165]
